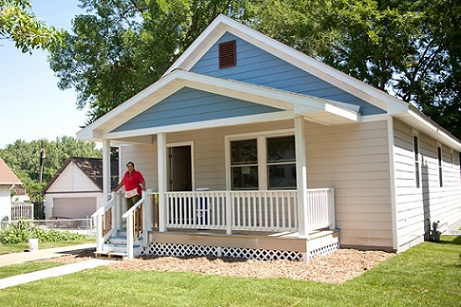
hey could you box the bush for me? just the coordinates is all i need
[0,220,86,244]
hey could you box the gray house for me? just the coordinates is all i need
[78,15,461,260]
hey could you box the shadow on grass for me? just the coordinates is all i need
[440,235,461,245]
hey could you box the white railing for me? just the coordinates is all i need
[306,188,335,232]
[91,193,116,252]
[164,189,335,234]
[122,190,151,259]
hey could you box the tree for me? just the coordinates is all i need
[49,0,248,124]
[249,0,461,139]
[49,0,461,139]
[0,137,102,202]
[0,0,62,52]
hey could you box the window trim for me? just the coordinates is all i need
[413,132,421,189]
[225,129,294,190]
[437,143,443,188]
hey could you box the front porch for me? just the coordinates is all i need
[93,188,339,261]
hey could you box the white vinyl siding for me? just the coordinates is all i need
[393,118,461,250]
[305,120,393,249]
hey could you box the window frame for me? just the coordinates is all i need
[437,144,443,188]
[225,130,295,191]
[413,133,421,189]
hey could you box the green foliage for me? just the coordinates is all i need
[0,220,87,244]
[0,0,63,53]
[0,136,102,202]
[248,0,461,140]
[49,0,249,123]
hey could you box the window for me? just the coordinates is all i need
[229,134,296,190]
[437,145,443,187]
[413,135,420,188]
[231,139,258,189]
[267,136,296,189]
[219,40,236,68]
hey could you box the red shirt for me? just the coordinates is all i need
[122,170,144,196]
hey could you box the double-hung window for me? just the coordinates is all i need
[267,136,296,189]
[230,134,296,190]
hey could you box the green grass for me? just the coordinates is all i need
[0,236,95,255]
[0,262,63,279]
[0,236,459,306]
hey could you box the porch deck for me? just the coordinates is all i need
[143,228,339,261]
[93,188,338,261]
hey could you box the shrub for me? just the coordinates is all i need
[0,220,86,244]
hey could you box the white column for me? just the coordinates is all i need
[102,139,111,203]
[295,116,309,237]
[157,133,167,232]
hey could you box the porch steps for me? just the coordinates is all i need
[94,229,142,260]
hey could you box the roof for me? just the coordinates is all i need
[42,157,119,194]
[76,14,461,151]
[0,157,21,185]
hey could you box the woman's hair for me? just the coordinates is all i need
[126,161,135,168]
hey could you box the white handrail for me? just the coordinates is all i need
[122,190,148,259]
[92,192,116,252]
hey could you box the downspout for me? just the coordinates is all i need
[387,117,399,251]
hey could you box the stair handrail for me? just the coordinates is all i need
[92,191,117,252]
[122,190,148,259]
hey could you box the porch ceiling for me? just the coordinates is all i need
[77,70,361,143]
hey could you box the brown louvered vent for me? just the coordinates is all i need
[219,40,236,68]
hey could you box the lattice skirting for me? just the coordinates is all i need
[141,241,339,261]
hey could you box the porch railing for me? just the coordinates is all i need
[91,193,116,252]
[164,188,334,234]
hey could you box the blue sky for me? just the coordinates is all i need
[0,0,90,149]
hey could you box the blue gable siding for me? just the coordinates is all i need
[191,33,384,115]
[111,87,282,133]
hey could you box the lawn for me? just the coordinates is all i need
[0,237,95,255]
[0,236,459,306]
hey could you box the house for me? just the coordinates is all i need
[43,157,119,219]
[0,157,22,222]
[11,186,31,203]
[77,15,461,260]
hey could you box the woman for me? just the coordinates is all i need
[113,161,146,210]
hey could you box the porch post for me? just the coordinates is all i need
[157,133,167,232]
[295,116,309,237]
[102,139,111,202]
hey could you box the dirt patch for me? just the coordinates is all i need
[44,248,394,283]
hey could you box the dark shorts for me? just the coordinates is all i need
[126,194,141,210]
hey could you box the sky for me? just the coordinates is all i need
[0,0,89,149]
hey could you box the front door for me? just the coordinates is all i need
[167,145,192,191]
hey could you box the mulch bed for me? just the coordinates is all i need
[44,247,394,283]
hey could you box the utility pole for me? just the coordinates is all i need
[39,142,46,184]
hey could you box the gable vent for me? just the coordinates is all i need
[219,40,236,68]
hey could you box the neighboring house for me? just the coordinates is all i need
[0,157,22,222]
[11,186,31,203]
[78,15,461,260]
[43,157,119,219]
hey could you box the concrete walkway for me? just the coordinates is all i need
[0,243,115,289]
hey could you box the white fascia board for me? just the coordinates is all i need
[407,108,461,151]
[105,111,294,140]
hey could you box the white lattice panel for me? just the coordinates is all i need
[141,242,338,262]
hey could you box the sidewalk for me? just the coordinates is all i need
[0,243,115,289]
